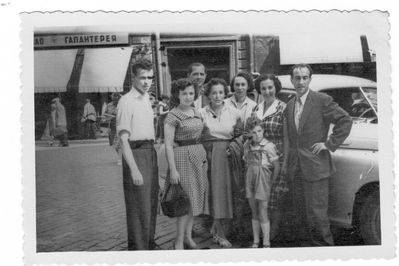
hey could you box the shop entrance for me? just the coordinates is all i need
[160,40,237,95]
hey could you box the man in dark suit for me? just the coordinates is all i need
[284,64,352,246]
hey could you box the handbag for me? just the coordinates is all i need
[161,183,190,218]
[53,126,67,137]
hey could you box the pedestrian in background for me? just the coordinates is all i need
[157,94,170,143]
[117,58,159,250]
[82,98,97,139]
[104,92,122,165]
[164,78,209,250]
[200,78,243,248]
[51,97,69,147]
[149,93,159,139]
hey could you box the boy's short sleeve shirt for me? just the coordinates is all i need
[116,88,155,141]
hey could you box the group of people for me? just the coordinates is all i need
[116,58,352,251]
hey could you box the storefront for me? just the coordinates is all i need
[34,33,157,139]
[34,30,375,139]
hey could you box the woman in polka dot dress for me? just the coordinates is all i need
[164,78,209,250]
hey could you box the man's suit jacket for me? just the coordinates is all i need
[285,90,352,182]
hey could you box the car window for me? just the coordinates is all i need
[320,87,377,120]
[362,87,378,112]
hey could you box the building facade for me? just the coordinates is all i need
[34,31,376,139]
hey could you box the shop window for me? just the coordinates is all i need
[167,47,231,83]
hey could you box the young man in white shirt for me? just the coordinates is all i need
[116,58,159,250]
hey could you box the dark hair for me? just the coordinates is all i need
[170,78,197,108]
[159,94,170,101]
[111,92,121,100]
[254,74,282,95]
[131,58,153,76]
[289,63,313,78]
[245,116,264,132]
[204,78,229,97]
[187,62,206,75]
[230,72,255,93]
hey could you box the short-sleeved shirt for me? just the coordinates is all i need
[224,96,257,126]
[83,103,96,121]
[164,107,204,141]
[243,138,279,168]
[116,88,155,141]
[199,104,241,140]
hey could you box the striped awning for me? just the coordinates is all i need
[34,49,78,93]
[78,47,133,93]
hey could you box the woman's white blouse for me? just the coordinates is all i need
[199,104,241,140]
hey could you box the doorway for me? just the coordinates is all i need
[160,40,237,95]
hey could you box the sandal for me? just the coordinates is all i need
[212,234,232,248]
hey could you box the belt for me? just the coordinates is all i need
[129,139,154,149]
[175,139,200,147]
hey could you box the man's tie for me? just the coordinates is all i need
[294,97,303,131]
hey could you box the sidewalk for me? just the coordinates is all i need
[36,137,109,146]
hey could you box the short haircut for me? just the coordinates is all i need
[254,74,282,95]
[187,62,206,75]
[245,116,264,132]
[230,71,255,93]
[170,78,197,108]
[204,78,229,97]
[131,58,153,76]
[289,63,313,78]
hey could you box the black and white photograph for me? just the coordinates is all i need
[20,10,394,264]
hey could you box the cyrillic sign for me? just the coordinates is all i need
[34,34,129,48]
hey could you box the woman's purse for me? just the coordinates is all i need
[161,183,190,218]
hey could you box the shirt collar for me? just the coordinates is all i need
[261,99,279,118]
[205,102,227,117]
[172,107,201,120]
[228,95,251,108]
[251,138,269,148]
[130,87,148,99]
[297,89,310,105]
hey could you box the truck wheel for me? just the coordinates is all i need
[359,190,381,245]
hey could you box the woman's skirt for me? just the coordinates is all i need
[165,144,209,216]
[203,140,233,219]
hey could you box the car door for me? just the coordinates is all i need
[319,87,379,227]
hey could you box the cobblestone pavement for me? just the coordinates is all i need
[35,141,363,252]
[35,142,239,252]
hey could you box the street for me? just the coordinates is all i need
[35,142,223,252]
[35,141,363,252]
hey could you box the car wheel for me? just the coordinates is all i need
[359,190,381,245]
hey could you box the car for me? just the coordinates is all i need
[277,74,380,245]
